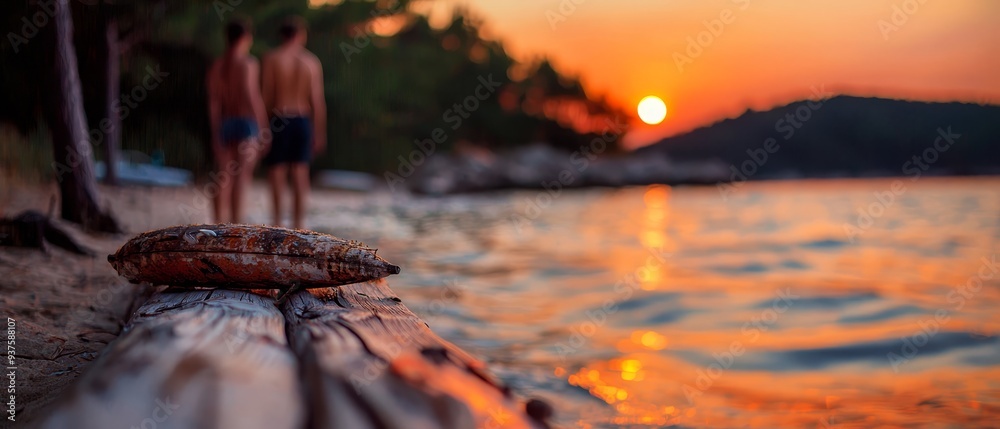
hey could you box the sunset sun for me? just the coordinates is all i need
[637,96,667,125]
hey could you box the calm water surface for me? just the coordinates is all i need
[309,177,1000,428]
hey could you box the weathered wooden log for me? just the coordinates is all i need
[42,288,304,429]
[282,281,550,429]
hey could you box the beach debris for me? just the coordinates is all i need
[525,398,554,426]
[107,223,400,289]
[0,210,94,256]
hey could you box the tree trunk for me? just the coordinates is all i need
[99,2,121,185]
[45,0,120,233]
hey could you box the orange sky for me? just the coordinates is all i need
[411,0,1000,147]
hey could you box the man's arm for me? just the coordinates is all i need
[206,64,223,159]
[261,54,275,114]
[308,55,327,154]
[244,58,270,148]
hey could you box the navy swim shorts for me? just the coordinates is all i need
[264,116,313,165]
[220,117,259,145]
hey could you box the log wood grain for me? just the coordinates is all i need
[281,280,548,429]
[42,288,304,429]
[42,281,550,428]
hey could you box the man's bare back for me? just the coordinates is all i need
[207,56,260,120]
[261,17,326,229]
[264,49,315,116]
[262,44,326,151]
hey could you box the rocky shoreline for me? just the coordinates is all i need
[402,144,729,195]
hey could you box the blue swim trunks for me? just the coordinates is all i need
[220,117,259,145]
[265,116,313,165]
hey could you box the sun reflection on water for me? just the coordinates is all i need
[638,185,674,290]
[568,357,683,427]
[343,178,1000,428]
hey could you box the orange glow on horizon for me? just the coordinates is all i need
[417,0,1000,148]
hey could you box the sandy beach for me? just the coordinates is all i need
[0,181,289,426]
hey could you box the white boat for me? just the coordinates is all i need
[95,150,192,187]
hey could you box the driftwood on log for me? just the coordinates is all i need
[42,288,304,429]
[0,210,94,255]
[107,223,400,289]
[43,281,551,428]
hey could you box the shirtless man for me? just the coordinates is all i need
[261,16,327,229]
[206,19,268,223]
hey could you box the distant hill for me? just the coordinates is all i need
[636,96,1000,180]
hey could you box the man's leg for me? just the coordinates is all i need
[231,139,259,223]
[268,163,288,227]
[290,163,310,230]
[213,145,236,223]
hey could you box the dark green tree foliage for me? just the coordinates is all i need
[1,0,629,177]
